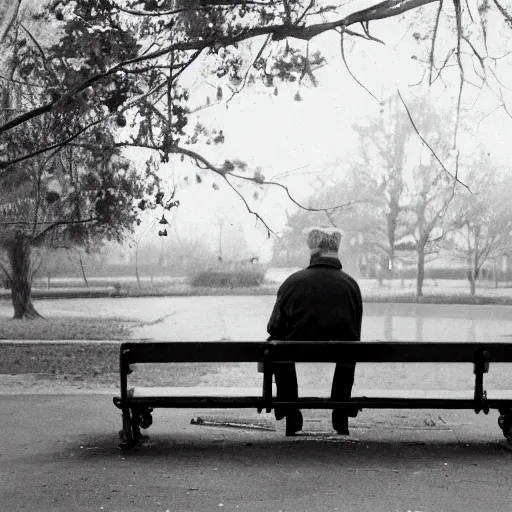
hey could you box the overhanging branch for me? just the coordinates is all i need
[0,0,439,135]
[33,216,100,242]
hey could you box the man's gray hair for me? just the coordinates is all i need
[305,226,342,253]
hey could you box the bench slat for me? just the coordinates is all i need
[122,387,512,410]
[125,396,512,409]
[122,342,264,363]
[128,386,512,400]
[120,341,512,363]
[268,341,512,363]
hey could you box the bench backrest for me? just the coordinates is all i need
[120,341,512,364]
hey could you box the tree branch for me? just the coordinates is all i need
[296,0,315,26]
[397,88,471,192]
[221,175,276,236]
[462,34,485,71]
[345,27,385,44]
[493,0,512,24]
[0,260,12,280]
[0,0,21,43]
[338,29,379,102]
[429,0,443,85]
[227,34,271,104]
[0,0,438,135]
[116,0,278,17]
[19,22,48,70]
[453,0,464,149]
[227,171,359,213]
[33,216,100,242]
[0,79,168,171]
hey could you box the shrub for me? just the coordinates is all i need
[190,270,265,288]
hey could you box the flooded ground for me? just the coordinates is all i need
[6,295,512,342]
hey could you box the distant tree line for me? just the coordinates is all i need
[272,95,512,296]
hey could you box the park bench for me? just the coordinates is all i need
[113,340,512,449]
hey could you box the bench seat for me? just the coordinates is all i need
[125,386,512,409]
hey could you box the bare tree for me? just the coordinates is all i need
[451,170,512,294]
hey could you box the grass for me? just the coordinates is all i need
[0,342,258,389]
[118,282,279,297]
[0,316,132,340]
[362,293,512,305]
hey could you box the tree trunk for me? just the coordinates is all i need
[416,245,425,297]
[466,244,478,296]
[78,253,89,287]
[469,274,476,295]
[388,251,394,289]
[7,236,42,319]
[135,244,141,290]
[78,253,89,288]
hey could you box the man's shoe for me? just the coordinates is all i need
[285,410,303,436]
[332,409,349,435]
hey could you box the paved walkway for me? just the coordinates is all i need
[1,393,511,512]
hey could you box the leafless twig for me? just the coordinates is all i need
[429,0,443,85]
[221,175,276,237]
[227,34,271,104]
[453,0,464,149]
[493,0,512,24]
[338,29,379,102]
[397,88,471,192]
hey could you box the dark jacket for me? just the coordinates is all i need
[267,254,363,342]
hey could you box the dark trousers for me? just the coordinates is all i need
[273,362,357,421]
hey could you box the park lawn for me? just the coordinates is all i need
[0,317,259,389]
[0,316,132,340]
[0,342,259,389]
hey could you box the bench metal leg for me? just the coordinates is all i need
[473,350,490,414]
[118,406,154,450]
[119,407,137,450]
[137,407,154,429]
[131,409,142,445]
[498,409,512,441]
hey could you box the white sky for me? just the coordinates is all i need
[123,9,512,264]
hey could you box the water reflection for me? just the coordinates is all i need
[362,304,512,342]
[415,316,423,342]
[20,296,512,343]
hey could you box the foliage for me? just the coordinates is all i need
[1,0,511,233]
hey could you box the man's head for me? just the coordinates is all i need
[305,226,342,256]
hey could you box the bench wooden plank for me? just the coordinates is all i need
[128,386,512,400]
[125,396,512,409]
[267,341,512,363]
[120,341,512,364]
[121,342,264,363]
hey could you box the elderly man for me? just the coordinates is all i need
[267,226,363,436]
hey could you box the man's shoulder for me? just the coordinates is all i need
[339,269,360,286]
[338,270,362,294]
[278,268,308,289]
[279,267,361,290]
